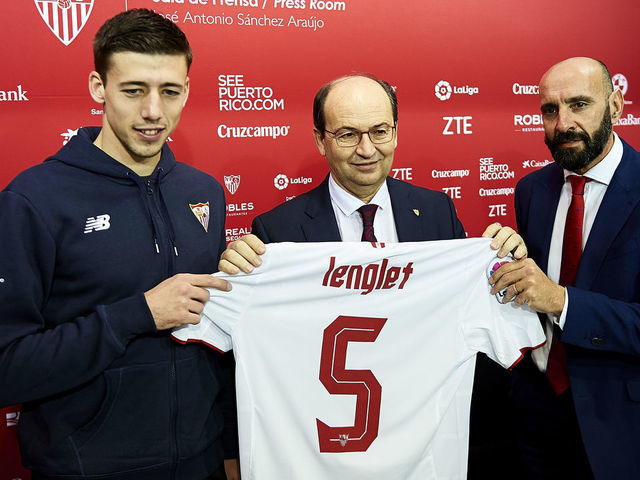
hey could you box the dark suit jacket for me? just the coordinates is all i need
[252,175,465,242]
[514,138,640,479]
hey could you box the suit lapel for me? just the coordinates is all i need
[578,142,640,289]
[301,175,342,241]
[387,177,424,242]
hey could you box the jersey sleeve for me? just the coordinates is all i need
[461,256,546,369]
[171,264,261,352]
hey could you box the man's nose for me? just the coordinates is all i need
[555,106,575,133]
[141,91,162,121]
[355,132,376,157]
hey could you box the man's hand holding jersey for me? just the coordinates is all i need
[219,234,266,274]
[489,258,566,315]
[481,223,528,260]
[144,274,232,330]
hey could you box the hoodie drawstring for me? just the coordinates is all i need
[157,185,179,257]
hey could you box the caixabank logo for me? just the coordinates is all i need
[34,0,94,46]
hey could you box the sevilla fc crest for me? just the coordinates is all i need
[34,0,94,46]
[224,175,241,195]
[190,202,210,232]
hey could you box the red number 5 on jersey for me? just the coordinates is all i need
[316,315,387,453]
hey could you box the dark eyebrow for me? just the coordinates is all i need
[118,81,184,89]
[540,102,556,112]
[334,122,392,131]
[565,95,594,104]
[541,95,594,112]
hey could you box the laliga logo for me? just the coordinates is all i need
[435,80,452,101]
[274,174,289,190]
[274,173,312,190]
[435,80,479,101]
[34,0,94,46]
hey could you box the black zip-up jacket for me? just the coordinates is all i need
[0,127,237,479]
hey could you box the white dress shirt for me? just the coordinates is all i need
[328,174,399,242]
[532,133,623,372]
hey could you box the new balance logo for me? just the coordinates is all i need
[6,411,19,427]
[84,214,111,233]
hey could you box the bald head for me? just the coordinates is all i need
[541,57,613,100]
[313,73,397,137]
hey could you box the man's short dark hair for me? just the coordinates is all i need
[595,59,614,97]
[93,9,192,83]
[313,73,398,137]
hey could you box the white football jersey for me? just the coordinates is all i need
[173,238,544,479]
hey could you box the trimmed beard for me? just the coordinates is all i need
[545,104,612,172]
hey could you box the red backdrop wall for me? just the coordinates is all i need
[2,0,639,477]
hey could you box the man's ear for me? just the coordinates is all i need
[609,88,624,124]
[393,122,398,149]
[89,71,105,104]
[182,76,190,107]
[313,128,326,156]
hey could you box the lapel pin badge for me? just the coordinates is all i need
[413,209,420,216]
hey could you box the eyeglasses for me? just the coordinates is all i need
[324,124,396,147]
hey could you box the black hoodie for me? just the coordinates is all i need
[0,127,237,479]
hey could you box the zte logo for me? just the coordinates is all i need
[442,187,461,199]
[84,214,111,234]
[488,204,507,217]
[442,116,472,135]
[391,168,412,180]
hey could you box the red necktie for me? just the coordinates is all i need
[358,204,378,242]
[547,175,589,395]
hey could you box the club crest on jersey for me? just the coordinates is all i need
[190,202,210,232]
[338,434,350,447]
[34,0,94,46]
[224,175,241,195]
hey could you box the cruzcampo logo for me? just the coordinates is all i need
[190,202,210,232]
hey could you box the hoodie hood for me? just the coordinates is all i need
[45,126,177,181]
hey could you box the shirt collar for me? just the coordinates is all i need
[328,174,392,216]
[563,132,623,186]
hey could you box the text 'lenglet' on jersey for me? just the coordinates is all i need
[321,256,414,295]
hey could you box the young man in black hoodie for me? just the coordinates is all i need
[0,9,239,480]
